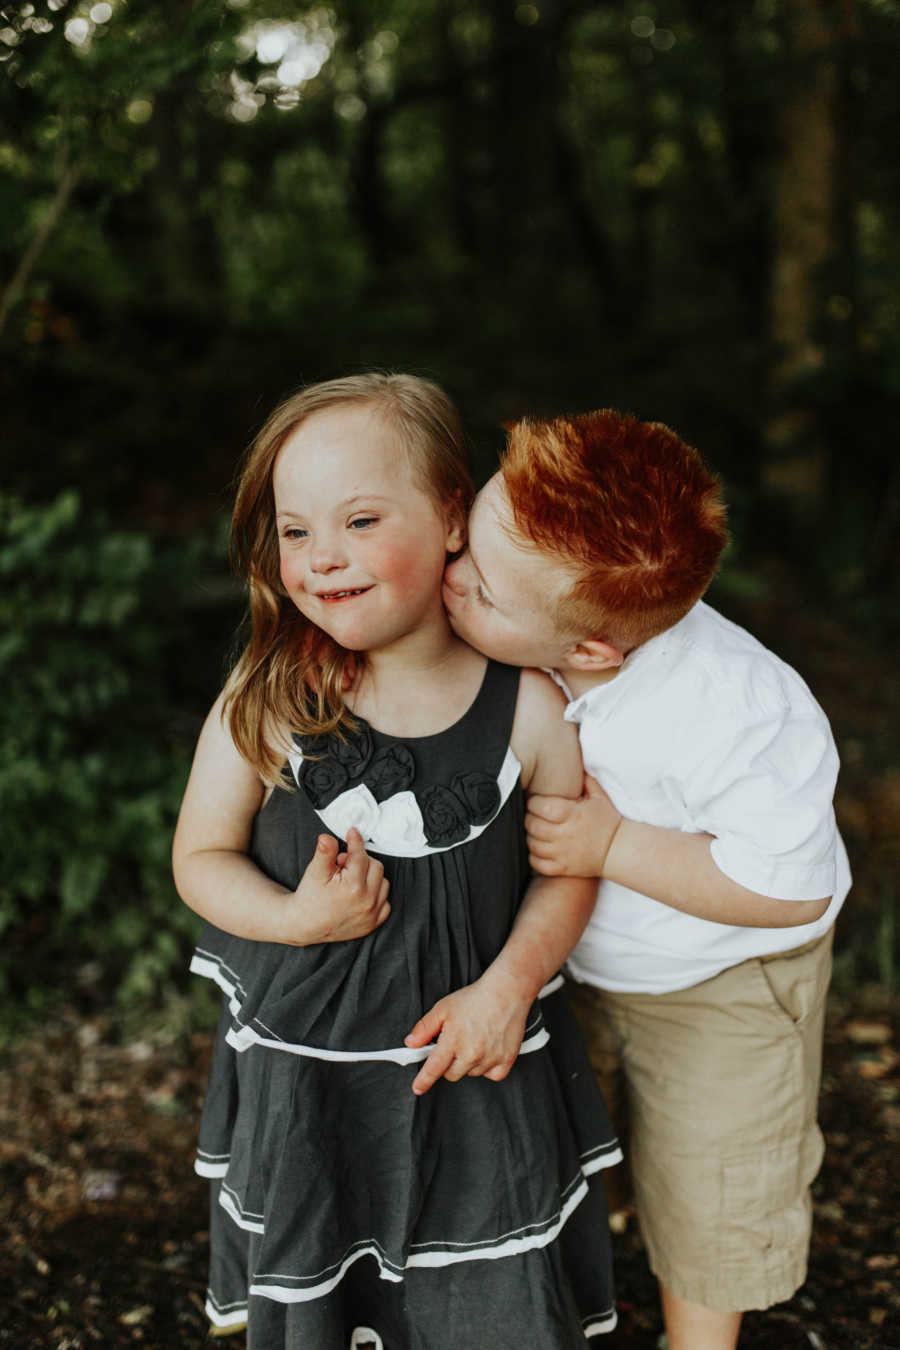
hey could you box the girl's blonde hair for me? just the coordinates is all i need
[224,372,473,781]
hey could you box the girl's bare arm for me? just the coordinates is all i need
[172,693,390,945]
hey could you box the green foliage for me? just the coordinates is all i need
[1,0,898,1012]
[0,491,230,1007]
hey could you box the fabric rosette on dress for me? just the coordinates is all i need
[290,728,506,855]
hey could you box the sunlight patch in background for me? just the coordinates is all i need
[229,11,336,121]
[60,0,118,49]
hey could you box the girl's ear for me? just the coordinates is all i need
[446,518,466,553]
[444,493,467,553]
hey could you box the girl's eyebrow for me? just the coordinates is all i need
[276,493,392,520]
[341,493,392,508]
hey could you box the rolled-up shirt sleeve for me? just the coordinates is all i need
[677,671,841,902]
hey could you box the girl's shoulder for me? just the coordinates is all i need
[514,667,569,720]
[510,669,578,792]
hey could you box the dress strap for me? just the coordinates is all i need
[462,659,521,759]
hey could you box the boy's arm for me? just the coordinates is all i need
[405,671,597,1094]
[527,775,831,927]
[173,692,390,945]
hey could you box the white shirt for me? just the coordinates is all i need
[560,601,851,994]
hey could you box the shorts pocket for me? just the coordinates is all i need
[722,1129,824,1228]
[755,933,832,1028]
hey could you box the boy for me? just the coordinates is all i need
[442,409,850,1350]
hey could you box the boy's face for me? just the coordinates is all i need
[443,474,581,670]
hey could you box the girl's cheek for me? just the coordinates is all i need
[279,554,298,591]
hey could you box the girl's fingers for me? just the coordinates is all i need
[342,827,369,880]
[412,1042,456,1095]
[405,1006,441,1049]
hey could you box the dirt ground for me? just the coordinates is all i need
[0,987,898,1350]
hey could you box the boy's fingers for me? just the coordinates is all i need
[583,774,608,800]
[527,795,568,824]
[528,852,555,875]
[524,813,558,841]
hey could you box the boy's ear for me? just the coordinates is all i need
[566,638,625,671]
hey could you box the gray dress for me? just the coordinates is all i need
[191,660,620,1348]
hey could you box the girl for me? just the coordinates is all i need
[173,373,621,1349]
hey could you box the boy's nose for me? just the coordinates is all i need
[443,555,467,596]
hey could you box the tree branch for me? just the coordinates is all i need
[0,155,85,337]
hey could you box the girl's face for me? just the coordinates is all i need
[273,404,464,656]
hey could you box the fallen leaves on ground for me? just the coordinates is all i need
[1,986,899,1349]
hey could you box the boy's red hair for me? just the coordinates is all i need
[500,410,728,650]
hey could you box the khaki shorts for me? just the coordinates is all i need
[566,930,833,1312]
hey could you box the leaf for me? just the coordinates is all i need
[844,1020,893,1045]
[59,854,109,916]
[119,1306,154,1326]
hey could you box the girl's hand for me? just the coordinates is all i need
[526,773,622,878]
[287,827,391,944]
[403,971,530,1096]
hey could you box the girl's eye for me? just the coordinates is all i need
[349,516,377,530]
[283,526,308,541]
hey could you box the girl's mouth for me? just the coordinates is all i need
[318,587,372,603]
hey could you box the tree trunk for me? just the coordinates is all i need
[0,157,84,338]
[764,0,841,505]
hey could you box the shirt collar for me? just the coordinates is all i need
[551,604,700,725]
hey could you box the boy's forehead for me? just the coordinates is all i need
[471,475,572,598]
[469,476,517,556]
[472,474,518,538]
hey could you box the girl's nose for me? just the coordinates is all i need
[309,534,347,573]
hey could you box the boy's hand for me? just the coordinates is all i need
[287,827,391,944]
[526,774,623,878]
[404,971,530,1096]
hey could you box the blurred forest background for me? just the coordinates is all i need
[2,0,899,1023]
